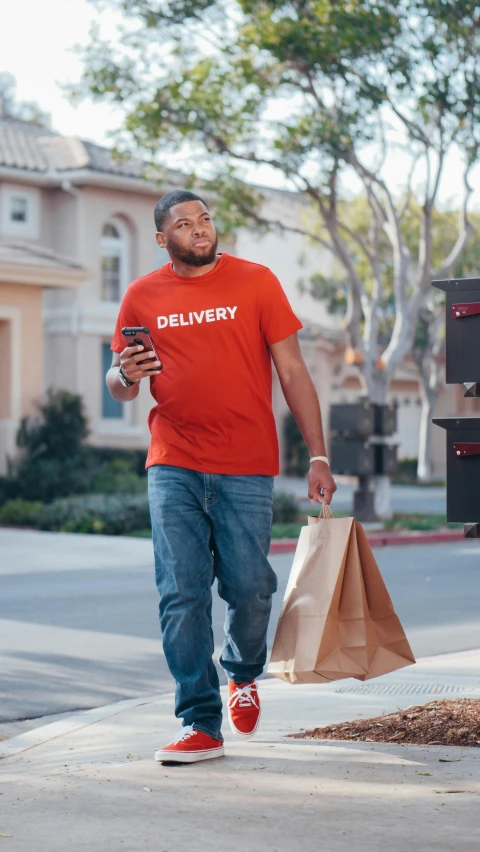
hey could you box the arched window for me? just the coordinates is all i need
[100,219,128,302]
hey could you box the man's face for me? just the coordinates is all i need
[156,200,218,267]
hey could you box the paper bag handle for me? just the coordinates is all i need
[318,499,334,520]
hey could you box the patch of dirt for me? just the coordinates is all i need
[292,699,480,747]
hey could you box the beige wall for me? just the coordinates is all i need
[0,282,43,473]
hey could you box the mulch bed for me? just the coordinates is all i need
[292,699,480,747]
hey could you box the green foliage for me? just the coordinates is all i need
[384,513,460,531]
[88,459,147,495]
[0,71,50,125]
[38,494,151,535]
[74,1,480,367]
[0,475,19,507]
[9,389,90,502]
[84,446,147,477]
[16,390,89,460]
[304,273,348,315]
[393,457,419,484]
[271,522,303,539]
[0,499,44,527]
[272,490,299,523]
[1,391,147,504]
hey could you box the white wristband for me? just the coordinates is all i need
[310,456,329,466]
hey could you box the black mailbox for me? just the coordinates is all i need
[432,417,480,522]
[374,403,397,437]
[330,400,374,438]
[374,444,398,476]
[433,277,480,384]
[330,439,374,475]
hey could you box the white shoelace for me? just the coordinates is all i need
[172,725,197,745]
[228,683,259,710]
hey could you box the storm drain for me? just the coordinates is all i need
[334,683,475,696]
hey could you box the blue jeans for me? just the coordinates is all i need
[147,465,277,742]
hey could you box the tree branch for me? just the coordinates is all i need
[388,101,431,146]
[398,153,421,221]
[337,221,373,263]
[431,162,473,278]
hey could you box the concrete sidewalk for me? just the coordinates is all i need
[1,650,479,852]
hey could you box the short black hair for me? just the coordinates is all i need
[154,190,208,231]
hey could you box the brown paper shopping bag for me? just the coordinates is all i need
[354,523,416,680]
[267,508,415,684]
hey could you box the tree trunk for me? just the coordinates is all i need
[373,474,393,519]
[364,369,394,520]
[417,389,436,482]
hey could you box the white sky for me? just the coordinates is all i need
[2,0,480,209]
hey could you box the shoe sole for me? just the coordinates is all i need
[154,745,225,763]
[228,706,261,739]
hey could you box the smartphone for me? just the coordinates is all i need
[121,326,162,372]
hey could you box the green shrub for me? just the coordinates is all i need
[0,476,19,507]
[16,389,89,460]
[393,457,418,484]
[88,459,147,495]
[0,498,43,527]
[38,493,151,535]
[273,491,299,523]
[85,447,147,478]
[271,522,302,539]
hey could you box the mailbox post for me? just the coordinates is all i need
[433,277,480,536]
[330,400,397,521]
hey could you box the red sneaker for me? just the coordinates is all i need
[154,726,224,763]
[228,680,261,738]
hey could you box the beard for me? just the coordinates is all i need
[167,234,219,267]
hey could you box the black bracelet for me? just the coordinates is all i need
[118,366,136,387]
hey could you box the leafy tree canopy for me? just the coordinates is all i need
[76,0,480,400]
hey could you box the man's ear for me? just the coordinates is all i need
[155,232,166,248]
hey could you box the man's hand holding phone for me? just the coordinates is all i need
[120,345,163,383]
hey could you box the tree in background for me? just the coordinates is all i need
[0,72,51,125]
[76,1,480,510]
[306,206,480,481]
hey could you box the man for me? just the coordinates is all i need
[108,189,336,763]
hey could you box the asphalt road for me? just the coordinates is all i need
[1,527,479,738]
[275,477,447,515]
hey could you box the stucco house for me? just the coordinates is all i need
[0,114,461,479]
[0,116,343,476]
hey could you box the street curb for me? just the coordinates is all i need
[0,695,160,760]
[3,648,480,760]
[269,529,466,554]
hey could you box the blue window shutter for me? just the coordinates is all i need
[102,343,123,419]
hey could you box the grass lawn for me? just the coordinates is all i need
[128,512,460,540]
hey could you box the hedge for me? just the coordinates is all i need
[0,489,299,534]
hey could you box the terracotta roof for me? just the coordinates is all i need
[0,116,146,178]
[0,118,55,171]
[0,240,85,271]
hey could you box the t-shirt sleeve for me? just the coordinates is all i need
[259,270,303,345]
[110,286,140,353]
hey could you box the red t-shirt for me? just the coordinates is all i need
[111,253,302,474]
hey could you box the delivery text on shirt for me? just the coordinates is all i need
[157,306,238,329]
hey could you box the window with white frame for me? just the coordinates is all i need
[0,185,40,238]
[101,342,123,419]
[100,220,129,302]
[10,196,28,223]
